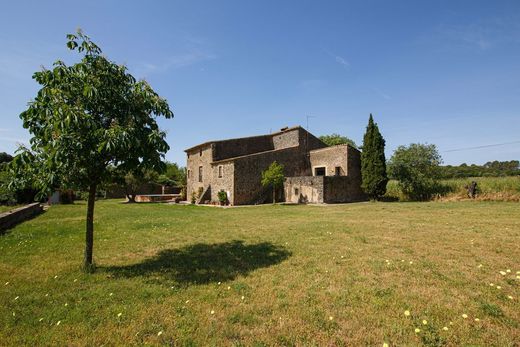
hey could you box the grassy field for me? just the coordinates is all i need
[1,200,519,346]
[386,176,520,202]
[0,205,21,213]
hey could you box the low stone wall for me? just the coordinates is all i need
[0,203,43,233]
[284,176,325,203]
[323,176,366,203]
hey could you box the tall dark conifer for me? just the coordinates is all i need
[361,114,388,200]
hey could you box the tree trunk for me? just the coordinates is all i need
[84,183,96,271]
[126,194,136,203]
[272,186,276,204]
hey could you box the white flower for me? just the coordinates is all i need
[414,328,421,333]
[73,279,78,282]
[5,282,9,286]
[474,318,480,322]
[241,296,245,300]
[185,300,190,304]
[489,283,494,286]
[499,271,506,276]
[507,295,513,300]
[383,343,389,347]
[404,310,410,316]
[64,303,68,307]
[442,326,448,331]
[496,286,502,289]
[462,314,468,319]
[117,312,122,317]
[109,293,113,296]
[210,310,215,315]
[506,269,511,273]
[422,320,428,325]
[217,282,221,285]
[329,316,333,321]
[14,296,19,300]
[56,320,61,326]
[54,275,58,279]
[227,286,231,290]
[39,318,44,322]
[157,331,163,336]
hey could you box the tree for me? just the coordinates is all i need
[261,161,285,203]
[319,134,357,148]
[361,114,388,200]
[0,152,13,164]
[388,143,442,201]
[8,30,173,271]
[122,169,159,203]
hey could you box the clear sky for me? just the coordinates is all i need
[1,0,519,165]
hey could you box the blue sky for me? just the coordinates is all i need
[1,1,519,165]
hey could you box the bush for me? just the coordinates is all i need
[388,143,442,201]
[217,190,228,205]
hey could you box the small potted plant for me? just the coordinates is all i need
[217,190,228,206]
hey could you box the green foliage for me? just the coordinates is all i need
[217,190,228,204]
[8,29,173,195]
[361,114,388,200]
[7,29,173,268]
[261,161,285,203]
[0,152,13,164]
[439,160,519,178]
[318,134,357,148]
[162,161,187,186]
[388,143,442,201]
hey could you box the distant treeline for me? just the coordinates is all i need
[438,160,519,179]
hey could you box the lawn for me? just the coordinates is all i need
[1,200,519,346]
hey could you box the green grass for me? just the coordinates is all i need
[0,205,21,213]
[1,200,519,346]
[386,176,520,201]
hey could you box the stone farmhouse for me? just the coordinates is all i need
[185,126,366,205]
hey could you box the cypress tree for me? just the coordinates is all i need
[361,114,388,200]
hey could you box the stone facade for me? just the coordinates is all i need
[185,126,365,205]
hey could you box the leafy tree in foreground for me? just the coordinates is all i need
[319,133,357,148]
[261,161,285,203]
[388,143,442,201]
[8,30,173,271]
[361,114,388,200]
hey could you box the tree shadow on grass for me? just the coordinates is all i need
[104,240,291,286]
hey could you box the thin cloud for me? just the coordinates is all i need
[136,51,217,76]
[325,50,350,69]
[432,16,520,51]
[372,88,391,100]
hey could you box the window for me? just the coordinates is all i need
[314,167,326,176]
[294,188,299,196]
[187,169,191,179]
[199,148,202,156]
[218,165,223,178]
[335,167,341,176]
[198,166,203,182]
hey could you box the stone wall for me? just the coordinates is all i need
[284,176,324,203]
[233,146,310,205]
[186,144,214,202]
[323,176,366,203]
[213,135,274,161]
[272,128,300,150]
[0,203,43,233]
[209,161,235,203]
[309,145,349,176]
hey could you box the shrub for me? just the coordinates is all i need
[388,143,442,201]
[218,190,228,205]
